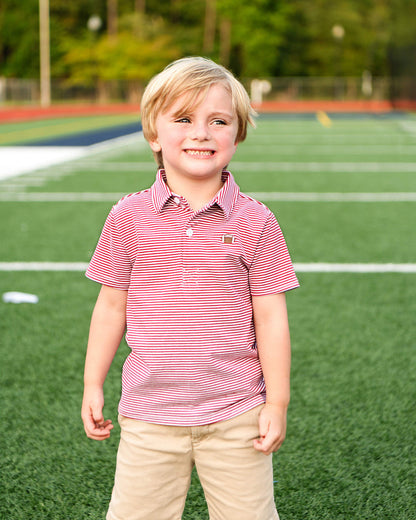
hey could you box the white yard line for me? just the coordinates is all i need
[399,121,416,135]
[246,136,416,144]
[248,192,416,202]
[0,147,88,180]
[0,262,89,271]
[1,262,415,273]
[294,263,416,273]
[0,192,126,201]
[239,144,416,155]
[1,191,416,202]
[60,160,416,173]
[0,132,143,181]
[230,162,416,172]
[2,158,416,186]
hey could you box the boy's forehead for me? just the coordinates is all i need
[161,83,233,115]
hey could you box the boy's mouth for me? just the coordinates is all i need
[185,149,214,156]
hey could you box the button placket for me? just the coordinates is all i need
[182,215,198,288]
[185,212,196,238]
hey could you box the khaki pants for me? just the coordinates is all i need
[106,405,279,520]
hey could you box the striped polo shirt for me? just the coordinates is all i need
[86,169,299,426]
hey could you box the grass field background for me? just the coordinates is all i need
[1,112,415,519]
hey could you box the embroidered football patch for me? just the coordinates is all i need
[221,234,235,244]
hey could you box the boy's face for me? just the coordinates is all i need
[149,83,239,185]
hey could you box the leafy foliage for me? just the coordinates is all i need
[0,0,415,81]
[61,14,179,92]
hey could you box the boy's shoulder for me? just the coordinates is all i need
[236,190,273,220]
[111,188,151,214]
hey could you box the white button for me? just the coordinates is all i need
[173,197,180,205]
[186,228,194,237]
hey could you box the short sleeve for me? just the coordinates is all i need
[86,208,132,289]
[249,211,299,295]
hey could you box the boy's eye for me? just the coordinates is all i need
[175,117,191,123]
[213,119,227,125]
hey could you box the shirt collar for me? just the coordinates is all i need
[151,169,239,218]
[151,169,173,213]
[212,170,239,218]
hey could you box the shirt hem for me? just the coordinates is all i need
[117,395,266,426]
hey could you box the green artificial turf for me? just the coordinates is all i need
[1,113,415,519]
[1,272,414,519]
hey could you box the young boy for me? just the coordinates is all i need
[82,57,299,520]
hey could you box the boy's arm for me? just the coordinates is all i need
[252,292,291,455]
[81,284,127,441]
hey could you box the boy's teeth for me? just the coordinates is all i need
[186,150,213,156]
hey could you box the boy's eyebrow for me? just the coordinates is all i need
[210,110,234,118]
[172,107,235,119]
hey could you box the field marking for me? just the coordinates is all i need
[2,161,416,185]
[1,192,416,202]
[246,135,416,144]
[399,121,416,135]
[0,132,143,181]
[0,147,88,180]
[0,192,126,202]
[70,161,416,173]
[239,144,416,155]
[249,192,416,202]
[0,262,90,271]
[294,263,416,273]
[1,262,415,273]
[231,162,416,172]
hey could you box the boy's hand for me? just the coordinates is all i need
[253,403,287,455]
[81,385,114,440]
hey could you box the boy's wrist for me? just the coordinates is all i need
[84,380,104,389]
[265,400,289,411]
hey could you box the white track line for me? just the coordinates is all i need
[1,192,415,202]
[1,262,415,273]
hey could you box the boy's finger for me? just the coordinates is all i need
[91,407,105,425]
[257,433,273,453]
[258,410,270,436]
[85,420,113,440]
[254,427,284,454]
[96,419,114,430]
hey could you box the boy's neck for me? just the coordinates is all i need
[164,171,224,212]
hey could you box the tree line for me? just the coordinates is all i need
[1,0,415,89]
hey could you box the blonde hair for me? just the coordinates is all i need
[140,57,256,167]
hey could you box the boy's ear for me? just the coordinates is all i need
[149,137,161,153]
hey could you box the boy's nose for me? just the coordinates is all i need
[190,121,211,141]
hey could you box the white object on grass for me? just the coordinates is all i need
[2,291,39,304]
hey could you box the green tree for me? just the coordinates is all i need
[275,0,405,77]
[61,12,179,100]
[0,0,40,77]
[1,0,416,86]
[216,0,292,77]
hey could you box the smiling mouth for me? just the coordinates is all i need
[185,149,215,156]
